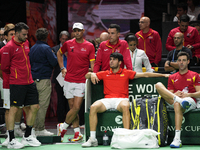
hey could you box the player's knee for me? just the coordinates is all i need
[31,104,40,112]
[155,82,162,89]
[120,102,130,111]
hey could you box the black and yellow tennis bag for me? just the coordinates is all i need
[130,96,168,147]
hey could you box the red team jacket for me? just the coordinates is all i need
[135,28,162,65]
[165,26,200,57]
[1,37,34,85]
[93,39,132,73]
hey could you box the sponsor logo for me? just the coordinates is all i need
[174,79,178,82]
[81,48,86,51]
[104,49,109,51]
[70,46,74,49]
[115,115,122,124]
[120,74,124,77]
[13,101,17,104]
[16,48,19,51]
[187,79,191,81]
[3,52,8,54]
[25,46,29,49]
[148,36,153,39]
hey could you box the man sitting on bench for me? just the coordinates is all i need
[82,52,169,147]
[156,52,200,148]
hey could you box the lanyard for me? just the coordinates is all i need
[131,49,138,71]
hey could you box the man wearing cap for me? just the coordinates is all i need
[57,22,95,142]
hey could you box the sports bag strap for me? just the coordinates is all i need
[145,99,150,129]
[157,96,161,145]
[131,99,141,129]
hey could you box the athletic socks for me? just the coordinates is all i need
[90,131,96,140]
[14,122,20,129]
[25,125,32,137]
[63,122,69,129]
[74,127,81,134]
[8,130,15,142]
[174,130,181,140]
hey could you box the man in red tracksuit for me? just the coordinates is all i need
[166,15,200,64]
[1,22,41,149]
[93,24,132,73]
[135,16,162,67]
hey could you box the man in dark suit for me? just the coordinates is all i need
[52,31,70,123]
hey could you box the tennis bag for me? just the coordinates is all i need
[130,96,168,146]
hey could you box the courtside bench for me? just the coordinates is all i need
[84,77,200,145]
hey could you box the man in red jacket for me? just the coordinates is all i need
[93,24,132,73]
[166,15,200,65]
[135,17,162,67]
[1,22,41,149]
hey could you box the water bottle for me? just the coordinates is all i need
[182,86,188,93]
[103,130,109,146]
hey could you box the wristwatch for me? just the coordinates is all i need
[60,67,65,71]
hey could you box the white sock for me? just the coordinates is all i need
[90,131,96,140]
[173,96,183,104]
[74,127,81,134]
[14,122,20,129]
[63,122,69,129]
[174,130,181,140]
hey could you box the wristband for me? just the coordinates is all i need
[60,67,65,71]
[168,61,171,67]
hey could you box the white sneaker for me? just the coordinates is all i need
[82,137,98,147]
[57,123,67,142]
[170,139,182,148]
[31,128,36,138]
[2,137,9,147]
[14,128,24,137]
[35,129,54,136]
[21,135,41,147]
[7,138,24,149]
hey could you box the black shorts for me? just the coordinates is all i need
[10,82,39,107]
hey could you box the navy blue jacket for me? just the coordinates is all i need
[30,40,57,79]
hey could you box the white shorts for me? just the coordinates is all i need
[63,81,85,99]
[0,78,3,100]
[3,88,10,109]
[166,97,196,113]
[97,98,129,110]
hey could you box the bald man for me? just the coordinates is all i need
[164,32,192,73]
[100,32,109,43]
[135,16,162,67]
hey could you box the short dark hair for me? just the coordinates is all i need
[177,51,190,60]
[177,2,188,12]
[109,24,120,33]
[36,28,48,41]
[15,22,29,33]
[124,33,138,44]
[180,14,190,23]
[110,52,123,62]
[190,22,200,27]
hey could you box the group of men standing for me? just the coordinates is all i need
[0,11,200,149]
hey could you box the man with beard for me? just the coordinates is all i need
[164,32,192,73]
[156,52,200,148]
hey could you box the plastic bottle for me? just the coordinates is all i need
[182,86,188,93]
[103,130,109,146]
